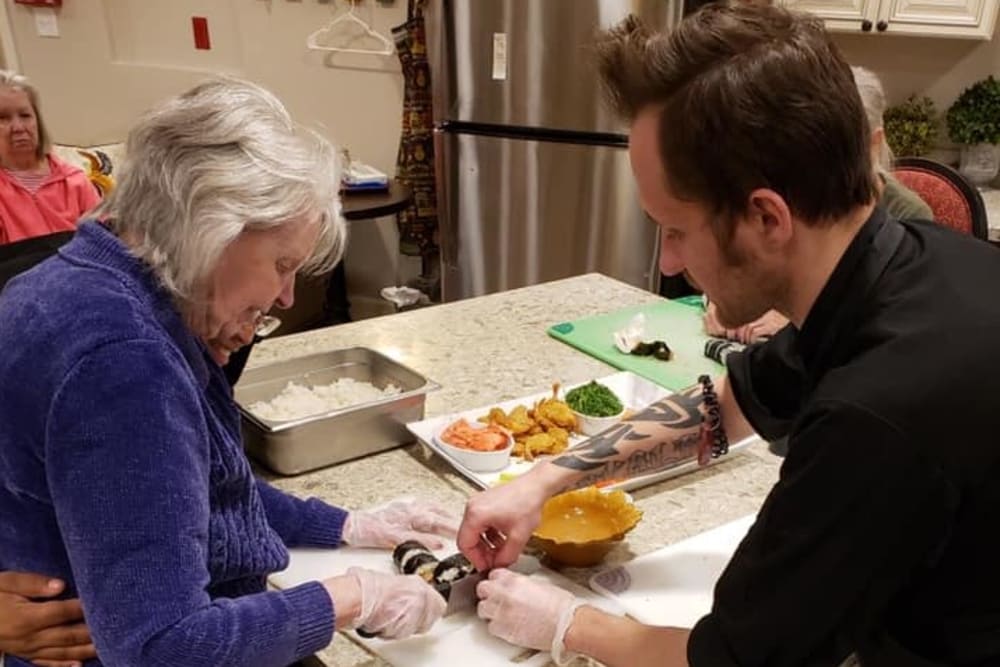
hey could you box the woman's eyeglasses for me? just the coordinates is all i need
[252,311,282,339]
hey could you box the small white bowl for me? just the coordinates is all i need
[434,421,514,472]
[572,407,626,437]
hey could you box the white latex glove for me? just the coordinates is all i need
[476,569,585,665]
[342,496,461,549]
[347,567,446,639]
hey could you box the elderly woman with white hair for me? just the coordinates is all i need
[0,78,454,667]
[0,69,100,244]
[851,65,933,222]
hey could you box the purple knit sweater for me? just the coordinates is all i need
[0,222,348,666]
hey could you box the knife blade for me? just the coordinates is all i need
[437,570,486,616]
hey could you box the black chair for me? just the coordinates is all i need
[892,157,988,241]
[0,231,75,292]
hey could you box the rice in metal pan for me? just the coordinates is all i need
[248,377,402,421]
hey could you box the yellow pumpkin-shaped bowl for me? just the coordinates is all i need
[531,487,643,567]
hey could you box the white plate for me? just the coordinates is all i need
[407,371,757,492]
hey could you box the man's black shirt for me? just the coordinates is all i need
[689,208,1000,666]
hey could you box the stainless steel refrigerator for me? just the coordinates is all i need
[427,0,682,302]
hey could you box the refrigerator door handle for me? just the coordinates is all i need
[434,127,460,270]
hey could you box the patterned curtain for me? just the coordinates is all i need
[392,0,439,289]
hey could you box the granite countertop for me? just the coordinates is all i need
[251,273,781,667]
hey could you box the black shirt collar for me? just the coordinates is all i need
[795,206,895,374]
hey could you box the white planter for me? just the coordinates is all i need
[959,142,1000,186]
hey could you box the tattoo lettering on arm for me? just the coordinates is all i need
[550,423,638,471]
[551,385,705,491]
[566,432,701,490]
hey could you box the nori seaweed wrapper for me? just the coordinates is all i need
[393,540,431,568]
[393,540,439,580]
[432,552,475,584]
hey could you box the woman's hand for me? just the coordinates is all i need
[327,568,445,639]
[703,301,732,339]
[734,310,789,343]
[476,569,584,663]
[342,497,461,549]
[704,302,788,344]
[0,571,96,667]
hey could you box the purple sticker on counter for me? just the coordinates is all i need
[592,566,631,594]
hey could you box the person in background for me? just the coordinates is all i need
[703,64,934,344]
[0,70,99,244]
[459,4,1000,665]
[0,78,453,667]
[853,66,934,221]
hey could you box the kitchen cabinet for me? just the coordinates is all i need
[781,0,998,39]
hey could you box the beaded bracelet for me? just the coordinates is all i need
[697,374,729,466]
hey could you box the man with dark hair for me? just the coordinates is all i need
[457,3,1000,666]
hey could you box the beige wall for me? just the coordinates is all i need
[4,0,415,321]
[7,0,406,167]
[8,2,996,153]
[835,28,1000,161]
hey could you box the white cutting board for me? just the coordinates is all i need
[270,546,623,667]
[589,515,755,628]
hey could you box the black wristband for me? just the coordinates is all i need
[704,338,745,365]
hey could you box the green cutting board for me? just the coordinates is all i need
[548,300,722,391]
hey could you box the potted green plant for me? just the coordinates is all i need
[884,95,937,158]
[946,75,1000,185]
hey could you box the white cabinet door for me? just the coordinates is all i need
[881,0,998,39]
[781,0,880,32]
[784,0,999,38]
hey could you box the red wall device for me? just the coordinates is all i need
[192,16,211,50]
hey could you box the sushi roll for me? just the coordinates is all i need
[432,552,476,585]
[393,540,439,582]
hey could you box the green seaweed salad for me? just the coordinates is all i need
[565,381,624,417]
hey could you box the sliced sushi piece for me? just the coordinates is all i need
[432,552,476,585]
[392,540,439,582]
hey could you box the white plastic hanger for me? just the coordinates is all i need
[306,1,394,56]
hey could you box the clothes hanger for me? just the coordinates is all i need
[306,0,394,56]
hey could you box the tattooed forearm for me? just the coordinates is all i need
[550,384,705,489]
[630,385,703,429]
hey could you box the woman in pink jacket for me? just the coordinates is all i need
[0,70,99,245]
